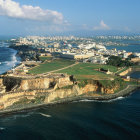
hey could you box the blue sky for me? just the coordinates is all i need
[0,0,140,36]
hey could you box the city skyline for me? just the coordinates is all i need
[0,0,140,36]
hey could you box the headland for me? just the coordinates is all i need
[0,36,140,114]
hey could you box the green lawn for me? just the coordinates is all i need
[29,59,75,74]
[39,56,53,61]
[57,63,118,80]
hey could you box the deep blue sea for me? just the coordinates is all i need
[0,42,140,140]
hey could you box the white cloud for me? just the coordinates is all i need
[93,20,110,30]
[0,0,64,24]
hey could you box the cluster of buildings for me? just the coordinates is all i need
[11,36,140,65]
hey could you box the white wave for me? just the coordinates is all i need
[102,96,125,102]
[72,96,125,103]
[72,99,96,103]
[0,127,5,130]
[79,99,95,102]
[39,113,51,118]
[5,53,19,68]
[1,112,33,122]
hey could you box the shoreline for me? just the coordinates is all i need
[0,46,21,75]
[0,45,139,116]
[0,85,139,116]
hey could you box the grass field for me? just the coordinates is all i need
[57,63,118,80]
[29,59,75,74]
[39,56,53,61]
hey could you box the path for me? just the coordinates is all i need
[42,62,79,75]
[115,67,126,74]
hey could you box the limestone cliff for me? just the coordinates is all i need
[0,75,123,110]
[0,78,6,94]
[2,74,73,92]
[45,85,81,103]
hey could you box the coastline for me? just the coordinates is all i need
[0,45,21,75]
[0,45,139,116]
[0,84,139,116]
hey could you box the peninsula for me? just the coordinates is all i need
[0,36,140,113]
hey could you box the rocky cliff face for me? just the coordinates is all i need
[0,78,6,94]
[45,85,81,103]
[0,75,122,110]
[2,74,73,92]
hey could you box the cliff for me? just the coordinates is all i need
[0,78,6,94]
[0,74,124,110]
[2,74,73,92]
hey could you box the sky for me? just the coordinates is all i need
[0,0,140,36]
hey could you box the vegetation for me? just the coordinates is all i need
[13,97,30,105]
[39,56,53,62]
[99,77,125,89]
[57,63,118,80]
[78,79,88,87]
[13,96,46,105]
[29,58,75,74]
[125,81,139,86]
[31,96,45,104]
[53,97,61,101]
[107,56,134,67]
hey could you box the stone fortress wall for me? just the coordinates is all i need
[0,74,74,109]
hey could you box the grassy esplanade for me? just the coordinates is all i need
[29,57,118,80]
[57,63,118,80]
[29,58,75,74]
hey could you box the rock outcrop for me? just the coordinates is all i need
[0,74,122,110]
[2,74,73,92]
[0,78,6,94]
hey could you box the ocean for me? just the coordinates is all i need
[0,42,20,74]
[0,42,140,140]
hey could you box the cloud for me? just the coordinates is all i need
[0,0,63,24]
[93,20,110,30]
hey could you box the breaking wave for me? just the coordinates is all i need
[1,112,34,122]
[73,96,125,103]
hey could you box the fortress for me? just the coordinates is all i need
[0,70,139,111]
[0,73,75,110]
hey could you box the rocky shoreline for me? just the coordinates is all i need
[0,84,139,116]
[0,45,139,116]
